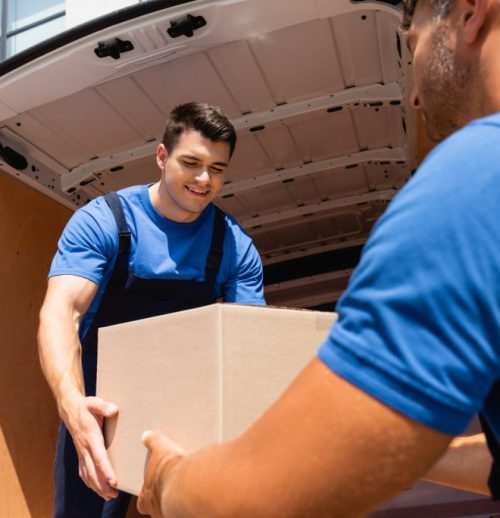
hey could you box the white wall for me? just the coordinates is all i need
[65,0,141,29]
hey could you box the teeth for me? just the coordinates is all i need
[187,186,209,195]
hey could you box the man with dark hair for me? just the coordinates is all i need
[38,102,265,517]
[162,103,237,157]
[138,0,500,516]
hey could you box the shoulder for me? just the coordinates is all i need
[213,207,261,267]
[221,210,253,247]
[68,196,114,237]
[370,115,500,254]
[218,210,261,267]
[113,184,145,217]
[115,184,144,203]
[61,188,144,252]
[417,113,500,191]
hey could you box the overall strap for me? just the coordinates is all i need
[204,206,226,285]
[480,412,500,499]
[104,192,131,289]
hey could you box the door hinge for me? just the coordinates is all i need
[94,38,134,60]
[167,14,207,38]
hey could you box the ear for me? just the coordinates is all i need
[156,144,168,170]
[460,0,488,44]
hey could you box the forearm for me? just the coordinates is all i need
[142,359,451,518]
[38,304,85,421]
[423,433,491,495]
[151,440,281,518]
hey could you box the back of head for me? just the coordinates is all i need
[162,102,237,158]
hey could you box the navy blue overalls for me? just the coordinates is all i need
[480,383,500,500]
[54,192,226,517]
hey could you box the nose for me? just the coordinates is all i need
[196,169,210,183]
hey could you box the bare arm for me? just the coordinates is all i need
[138,358,451,518]
[38,275,118,499]
[423,433,491,495]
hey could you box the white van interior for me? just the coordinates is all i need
[0,0,416,311]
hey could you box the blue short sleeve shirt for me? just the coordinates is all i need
[49,184,265,339]
[319,113,500,438]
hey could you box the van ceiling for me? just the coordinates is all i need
[0,0,416,308]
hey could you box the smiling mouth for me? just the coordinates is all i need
[185,185,210,197]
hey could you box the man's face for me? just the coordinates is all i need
[157,129,230,222]
[408,2,473,142]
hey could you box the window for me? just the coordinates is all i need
[1,0,65,61]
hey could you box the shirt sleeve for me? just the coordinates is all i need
[318,123,500,435]
[220,216,265,305]
[49,197,118,286]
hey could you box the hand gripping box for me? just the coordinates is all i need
[96,303,336,495]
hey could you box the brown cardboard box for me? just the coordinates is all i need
[96,303,336,495]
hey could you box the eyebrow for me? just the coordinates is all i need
[180,154,228,168]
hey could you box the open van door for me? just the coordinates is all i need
[0,0,417,309]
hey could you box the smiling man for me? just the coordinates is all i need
[137,1,500,516]
[37,102,265,517]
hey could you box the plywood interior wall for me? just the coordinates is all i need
[0,173,70,517]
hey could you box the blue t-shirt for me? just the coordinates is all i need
[49,184,265,339]
[319,113,500,439]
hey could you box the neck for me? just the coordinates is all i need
[476,15,500,116]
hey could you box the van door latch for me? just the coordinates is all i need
[94,38,134,60]
[167,14,207,38]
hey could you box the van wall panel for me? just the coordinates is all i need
[0,172,71,517]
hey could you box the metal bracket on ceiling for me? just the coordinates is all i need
[60,140,157,194]
[60,83,405,195]
[265,269,354,307]
[240,189,396,229]
[0,128,93,210]
[262,237,368,266]
[221,147,407,197]
[232,82,403,132]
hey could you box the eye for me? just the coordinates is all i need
[210,167,224,174]
[183,161,197,168]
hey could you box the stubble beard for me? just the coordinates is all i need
[420,23,475,143]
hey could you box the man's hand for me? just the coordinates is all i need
[65,395,119,500]
[138,431,186,516]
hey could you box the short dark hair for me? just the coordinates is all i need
[162,102,237,158]
[402,0,455,29]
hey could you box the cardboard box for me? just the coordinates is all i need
[96,303,336,495]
